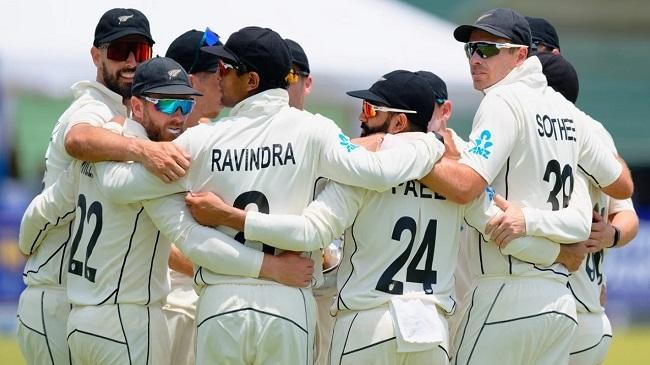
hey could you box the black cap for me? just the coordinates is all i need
[166,29,223,74]
[415,71,448,103]
[537,53,579,103]
[347,70,435,129]
[285,39,310,74]
[525,17,560,51]
[454,8,531,48]
[131,57,202,97]
[202,26,291,89]
[94,8,154,47]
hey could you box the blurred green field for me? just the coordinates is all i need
[2,327,650,364]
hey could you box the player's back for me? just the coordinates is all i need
[335,179,477,315]
[66,161,170,306]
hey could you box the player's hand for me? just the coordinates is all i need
[555,242,588,272]
[583,211,616,252]
[137,140,190,183]
[440,128,460,160]
[260,251,314,288]
[351,133,385,152]
[185,192,230,227]
[485,194,526,247]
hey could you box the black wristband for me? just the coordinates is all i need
[611,226,621,248]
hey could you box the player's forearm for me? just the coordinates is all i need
[500,236,560,267]
[245,211,333,252]
[168,244,194,277]
[420,158,487,204]
[609,210,639,248]
[600,157,633,199]
[65,124,144,162]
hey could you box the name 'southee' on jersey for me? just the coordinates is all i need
[536,113,576,142]
[211,143,296,172]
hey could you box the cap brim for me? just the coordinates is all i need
[144,84,203,96]
[453,24,511,43]
[99,29,155,45]
[346,89,389,105]
[201,45,239,64]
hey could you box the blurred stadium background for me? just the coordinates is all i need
[0,0,648,363]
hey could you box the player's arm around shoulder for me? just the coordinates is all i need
[19,161,80,255]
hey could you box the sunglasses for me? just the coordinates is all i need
[188,27,221,73]
[362,100,417,119]
[464,41,527,59]
[143,96,195,116]
[101,40,152,63]
[218,59,246,77]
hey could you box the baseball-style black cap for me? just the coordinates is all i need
[525,17,560,51]
[347,70,435,128]
[538,53,579,103]
[285,39,310,74]
[415,71,448,103]
[94,8,154,47]
[166,29,223,74]
[131,57,202,97]
[454,8,531,47]
[202,26,291,89]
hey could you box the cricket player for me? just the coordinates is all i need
[20,57,205,365]
[416,8,633,365]
[89,26,444,364]
[15,8,188,365]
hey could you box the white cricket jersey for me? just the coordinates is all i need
[568,124,635,314]
[93,89,444,288]
[21,119,171,306]
[20,81,126,288]
[459,56,622,282]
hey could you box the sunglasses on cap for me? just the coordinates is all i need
[188,27,221,73]
[464,41,527,59]
[100,40,152,63]
[362,100,417,119]
[143,96,195,116]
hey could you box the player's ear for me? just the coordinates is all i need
[131,96,145,119]
[246,71,260,92]
[304,75,313,96]
[390,113,408,134]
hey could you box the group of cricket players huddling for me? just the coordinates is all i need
[16,5,638,365]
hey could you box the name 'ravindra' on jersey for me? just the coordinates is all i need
[211,142,296,172]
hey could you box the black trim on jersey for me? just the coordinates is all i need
[40,291,55,364]
[115,207,144,304]
[193,267,202,286]
[337,313,358,365]
[532,264,569,278]
[198,267,207,286]
[23,220,73,286]
[145,231,161,306]
[312,176,327,201]
[457,284,505,365]
[508,255,513,275]
[477,233,485,275]
[341,336,396,356]
[504,158,510,199]
[453,287,477,365]
[449,295,457,316]
[566,282,591,313]
[17,316,44,336]
[97,289,117,305]
[578,165,602,188]
[299,288,309,365]
[67,329,127,345]
[196,307,308,334]
[337,218,359,311]
[440,344,451,361]
[117,304,134,365]
[485,310,578,326]
[58,220,74,285]
[145,306,151,365]
[28,209,75,255]
[569,334,612,355]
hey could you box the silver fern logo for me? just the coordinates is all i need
[117,15,134,25]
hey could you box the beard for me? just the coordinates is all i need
[360,115,391,137]
[102,62,135,98]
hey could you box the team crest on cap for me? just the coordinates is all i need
[476,12,493,22]
[118,14,134,24]
[168,69,182,79]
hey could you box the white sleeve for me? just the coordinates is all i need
[63,100,114,137]
[142,194,264,278]
[459,94,518,184]
[463,189,502,233]
[521,172,591,243]
[574,109,622,188]
[314,118,444,192]
[19,162,79,255]
[608,198,634,215]
[245,181,364,251]
[94,160,187,204]
[500,236,560,267]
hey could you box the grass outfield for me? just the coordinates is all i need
[1,327,649,364]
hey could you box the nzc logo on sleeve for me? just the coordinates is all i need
[338,133,358,152]
[468,130,493,159]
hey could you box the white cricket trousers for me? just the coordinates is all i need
[569,311,612,365]
[195,283,317,365]
[452,276,577,365]
[67,303,170,365]
[16,286,70,365]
